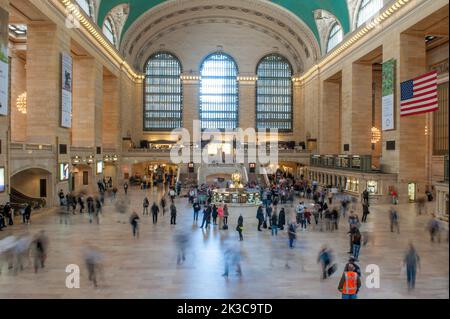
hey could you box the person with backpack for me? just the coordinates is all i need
[143,197,150,216]
[151,202,159,224]
[389,207,400,233]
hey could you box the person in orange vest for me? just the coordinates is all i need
[338,263,361,299]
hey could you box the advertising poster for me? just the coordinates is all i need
[0,167,5,192]
[0,8,9,116]
[96,160,103,175]
[59,163,69,181]
[61,53,73,128]
[382,59,396,131]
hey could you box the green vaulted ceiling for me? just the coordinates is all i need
[97,0,350,44]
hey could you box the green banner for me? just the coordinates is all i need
[382,59,396,131]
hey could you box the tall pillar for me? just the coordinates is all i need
[26,22,70,145]
[181,75,200,136]
[72,57,103,148]
[382,32,428,202]
[341,62,372,154]
[293,80,304,144]
[103,74,120,150]
[10,51,27,142]
[238,77,256,130]
[319,79,341,154]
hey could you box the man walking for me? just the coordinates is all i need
[403,242,420,291]
[389,206,400,233]
[151,202,159,224]
[143,197,149,215]
[170,203,177,225]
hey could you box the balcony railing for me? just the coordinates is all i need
[10,143,53,152]
[310,154,374,172]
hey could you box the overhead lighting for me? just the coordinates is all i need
[16,92,27,114]
[371,127,381,144]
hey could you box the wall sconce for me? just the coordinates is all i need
[371,127,381,144]
[112,155,118,162]
[72,155,81,164]
[237,76,258,82]
[424,125,429,136]
[16,92,27,114]
[87,155,95,164]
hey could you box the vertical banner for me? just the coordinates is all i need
[382,59,396,131]
[0,7,9,116]
[61,52,73,128]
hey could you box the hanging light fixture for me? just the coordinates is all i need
[16,92,27,114]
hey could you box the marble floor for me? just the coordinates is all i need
[0,186,448,299]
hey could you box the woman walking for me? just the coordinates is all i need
[236,214,244,241]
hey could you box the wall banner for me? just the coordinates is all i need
[382,59,396,131]
[61,52,73,128]
[0,7,9,116]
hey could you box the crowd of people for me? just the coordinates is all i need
[0,170,447,297]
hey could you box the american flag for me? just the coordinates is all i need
[400,70,438,117]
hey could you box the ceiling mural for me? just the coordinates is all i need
[97,0,351,44]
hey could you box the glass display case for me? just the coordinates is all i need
[212,188,261,205]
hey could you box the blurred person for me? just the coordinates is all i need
[223,204,229,226]
[78,196,85,214]
[278,207,286,231]
[160,196,167,216]
[130,212,140,238]
[317,245,335,280]
[428,214,441,243]
[170,203,177,225]
[193,201,201,222]
[416,197,426,216]
[83,245,103,288]
[87,196,94,224]
[175,231,190,265]
[271,210,278,236]
[200,205,211,229]
[361,203,370,223]
[13,233,33,274]
[361,189,369,206]
[222,245,242,277]
[389,206,400,233]
[351,227,362,261]
[212,204,218,225]
[151,202,160,224]
[143,197,150,216]
[288,221,297,248]
[32,231,49,273]
[58,207,71,225]
[0,236,17,275]
[24,203,32,225]
[338,263,361,299]
[403,242,420,291]
[256,205,264,231]
[123,182,129,195]
[218,204,224,229]
[236,214,244,241]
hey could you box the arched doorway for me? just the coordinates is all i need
[10,167,52,207]
[72,164,94,193]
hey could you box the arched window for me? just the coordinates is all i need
[103,16,116,45]
[327,23,343,53]
[200,53,239,130]
[356,0,383,28]
[256,54,293,131]
[75,0,92,17]
[144,52,183,131]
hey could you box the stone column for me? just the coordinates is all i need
[238,76,256,130]
[72,57,103,148]
[319,79,341,154]
[382,32,428,203]
[103,74,120,150]
[181,74,200,137]
[293,80,304,144]
[10,51,27,142]
[341,62,372,154]
[26,22,71,145]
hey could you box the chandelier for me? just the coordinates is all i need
[16,92,27,114]
[371,126,381,144]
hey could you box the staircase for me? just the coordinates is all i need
[10,188,46,209]
[197,163,248,185]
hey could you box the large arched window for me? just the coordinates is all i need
[200,53,239,130]
[326,23,343,53]
[75,0,92,17]
[102,16,116,45]
[356,0,383,28]
[144,52,183,131]
[256,54,293,131]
